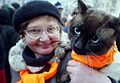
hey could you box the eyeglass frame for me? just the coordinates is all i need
[24,25,60,39]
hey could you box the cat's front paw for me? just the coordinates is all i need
[49,47,65,63]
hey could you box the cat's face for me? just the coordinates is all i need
[69,0,120,55]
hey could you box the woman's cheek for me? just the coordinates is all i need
[51,33,60,42]
[25,36,37,45]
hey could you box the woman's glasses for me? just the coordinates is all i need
[24,26,60,39]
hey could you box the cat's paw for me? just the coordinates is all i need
[49,47,65,63]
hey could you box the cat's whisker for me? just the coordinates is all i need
[90,51,98,56]
[97,18,110,32]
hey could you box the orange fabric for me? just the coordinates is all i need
[17,62,59,83]
[72,43,117,68]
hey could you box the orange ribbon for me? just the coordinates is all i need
[72,42,117,68]
[17,62,59,83]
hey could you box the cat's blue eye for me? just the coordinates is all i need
[91,35,100,43]
[74,27,81,35]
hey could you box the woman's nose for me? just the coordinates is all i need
[39,31,49,42]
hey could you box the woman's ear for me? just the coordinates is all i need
[22,37,26,44]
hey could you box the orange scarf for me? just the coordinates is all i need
[17,62,59,83]
[72,43,117,68]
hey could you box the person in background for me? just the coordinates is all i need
[11,2,20,10]
[0,5,13,25]
[71,8,79,18]
[0,3,20,26]
[55,1,65,26]
[9,1,70,83]
[55,1,64,15]
[6,2,20,20]
[55,2,70,33]
[0,5,19,83]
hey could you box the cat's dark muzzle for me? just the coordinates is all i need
[73,46,89,55]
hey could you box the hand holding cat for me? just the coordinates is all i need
[67,60,111,83]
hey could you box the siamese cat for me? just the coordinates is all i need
[69,0,120,56]
[62,0,120,82]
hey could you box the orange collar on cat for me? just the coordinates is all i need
[17,62,59,83]
[72,43,117,68]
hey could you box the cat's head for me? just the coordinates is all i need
[69,0,120,55]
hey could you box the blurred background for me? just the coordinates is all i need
[0,0,120,17]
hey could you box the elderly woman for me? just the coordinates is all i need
[9,1,70,83]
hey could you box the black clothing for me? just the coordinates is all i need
[0,6,12,25]
[116,33,120,51]
[22,46,54,67]
[0,25,19,83]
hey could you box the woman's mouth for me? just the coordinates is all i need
[39,40,60,49]
[41,44,50,49]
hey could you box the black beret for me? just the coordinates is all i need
[13,1,61,32]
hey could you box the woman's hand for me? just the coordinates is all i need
[67,60,111,83]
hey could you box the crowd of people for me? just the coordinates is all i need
[0,2,20,83]
[0,0,120,83]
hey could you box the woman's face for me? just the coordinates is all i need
[24,16,61,56]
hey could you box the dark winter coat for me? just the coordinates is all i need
[0,5,14,26]
[116,33,120,51]
[0,4,20,83]
[0,25,19,83]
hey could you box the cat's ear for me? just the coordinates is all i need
[78,0,88,14]
[111,18,120,34]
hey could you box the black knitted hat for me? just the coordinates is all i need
[13,1,61,32]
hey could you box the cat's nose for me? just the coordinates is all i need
[74,41,83,49]
[73,46,87,55]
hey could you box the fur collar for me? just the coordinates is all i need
[9,39,26,71]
